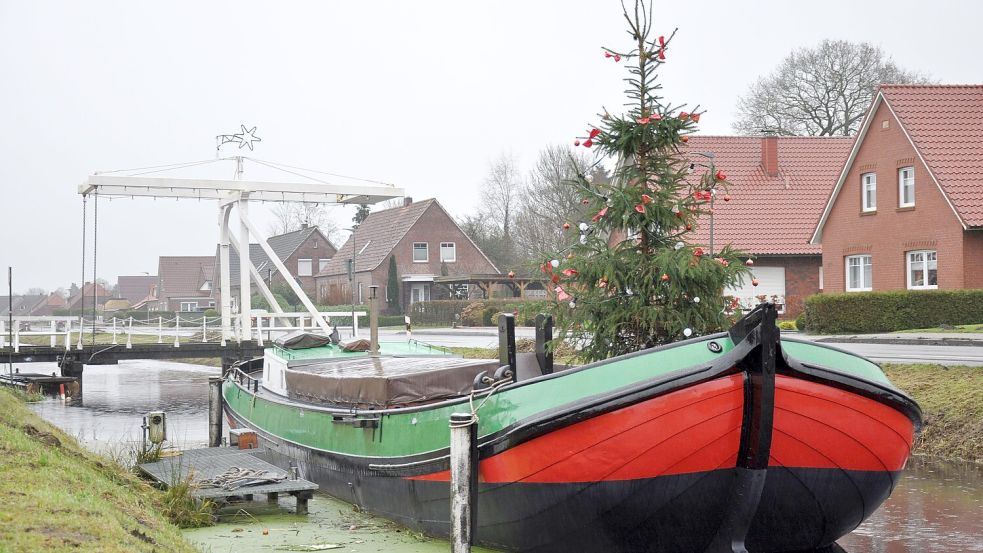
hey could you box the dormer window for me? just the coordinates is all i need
[861,173,876,212]
[898,167,915,207]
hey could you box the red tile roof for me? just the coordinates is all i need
[879,85,983,227]
[683,136,854,255]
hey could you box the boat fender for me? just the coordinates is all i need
[707,341,723,353]
[493,365,514,382]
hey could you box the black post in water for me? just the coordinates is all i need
[705,302,777,553]
[497,313,516,373]
[534,314,554,375]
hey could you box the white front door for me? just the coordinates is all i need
[410,283,430,304]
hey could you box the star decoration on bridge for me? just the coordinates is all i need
[235,125,262,150]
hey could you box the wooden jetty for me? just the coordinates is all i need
[138,447,318,514]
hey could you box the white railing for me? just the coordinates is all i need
[0,311,366,352]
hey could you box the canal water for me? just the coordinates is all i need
[20,360,983,552]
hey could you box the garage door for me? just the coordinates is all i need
[725,266,786,313]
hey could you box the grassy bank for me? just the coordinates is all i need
[883,364,983,463]
[0,389,198,553]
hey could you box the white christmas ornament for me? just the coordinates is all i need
[569,301,576,308]
[693,296,700,303]
[683,328,693,337]
[675,242,684,250]
[580,235,587,244]
[550,259,560,268]
[579,222,589,232]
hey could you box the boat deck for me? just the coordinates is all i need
[138,447,319,513]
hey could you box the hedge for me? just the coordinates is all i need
[803,289,983,334]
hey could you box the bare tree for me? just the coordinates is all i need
[268,203,343,244]
[482,155,522,241]
[24,287,47,296]
[733,40,931,136]
[513,145,594,261]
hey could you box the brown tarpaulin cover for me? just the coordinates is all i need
[284,357,500,407]
[273,331,332,350]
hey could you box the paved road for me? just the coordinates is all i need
[378,327,983,366]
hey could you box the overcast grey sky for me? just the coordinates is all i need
[1,1,980,293]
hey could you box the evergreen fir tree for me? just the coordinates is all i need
[386,255,400,312]
[546,1,751,362]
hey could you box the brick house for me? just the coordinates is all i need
[156,256,215,312]
[66,282,113,311]
[811,85,983,292]
[314,198,499,311]
[685,136,854,317]
[213,226,336,308]
[116,275,158,305]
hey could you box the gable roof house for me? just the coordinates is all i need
[213,225,336,309]
[683,135,855,316]
[0,294,47,317]
[314,198,498,311]
[66,282,113,311]
[116,275,158,305]
[157,256,215,312]
[811,85,983,293]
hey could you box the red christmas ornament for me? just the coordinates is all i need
[679,112,690,120]
[614,55,621,62]
[691,113,701,123]
[752,278,760,287]
[661,273,670,282]
[604,51,612,58]
[680,136,689,143]
[745,259,754,267]
[715,170,727,181]
[581,198,590,205]
[583,139,593,148]
[675,210,683,219]
[657,36,666,59]
[563,222,571,230]
[641,194,652,204]
[562,268,578,277]
[723,194,731,202]
[574,139,580,147]
[658,48,665,60]
[589,128,601,139]
[634,204,645,213]
[686,224,693,230]
[508,270,515,279]
[651,113,662,121]
[551,274,560,284]
[591,206,609,222]
[694,247,704,257]
[694,191,703,201]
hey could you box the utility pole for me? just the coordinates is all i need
[8,267,13,375]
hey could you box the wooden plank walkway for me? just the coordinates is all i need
[138,447,318,514]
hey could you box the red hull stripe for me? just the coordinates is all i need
[410,374,745,484]
[769,376,914,472]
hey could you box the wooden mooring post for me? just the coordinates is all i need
[208,377,223,447]
[449,412,478,553]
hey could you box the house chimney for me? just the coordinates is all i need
[300,223,309,229]
[761,136,779,177]
[403,197,413,207]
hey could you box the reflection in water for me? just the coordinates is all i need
[24,360,983,552]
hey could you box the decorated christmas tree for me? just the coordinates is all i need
[543,1,752,362]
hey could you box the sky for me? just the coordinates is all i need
[1,0,981,293]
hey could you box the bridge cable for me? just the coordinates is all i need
[91,193,98,348]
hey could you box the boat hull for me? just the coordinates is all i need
[222,304,919,552]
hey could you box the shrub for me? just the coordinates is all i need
[777,320,797,331]
[803,289,983,334]
[409,300,473,325]
[795,311,808,333]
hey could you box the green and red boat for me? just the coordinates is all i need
[222,304,920,552]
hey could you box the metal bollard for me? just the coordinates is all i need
[449,412,478,552]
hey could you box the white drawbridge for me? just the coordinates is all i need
[78,147,402,344]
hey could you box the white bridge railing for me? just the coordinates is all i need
[0,311,366,353]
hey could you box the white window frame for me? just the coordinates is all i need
[297,258,313,277]
[439,241,457,262]
[179,301,198,312]
[898,167,915,208]
[318,258,329,273]
[845,255,872,292]
[412,242,428,263]
[861,172,877,212]
[906,250,938,290]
